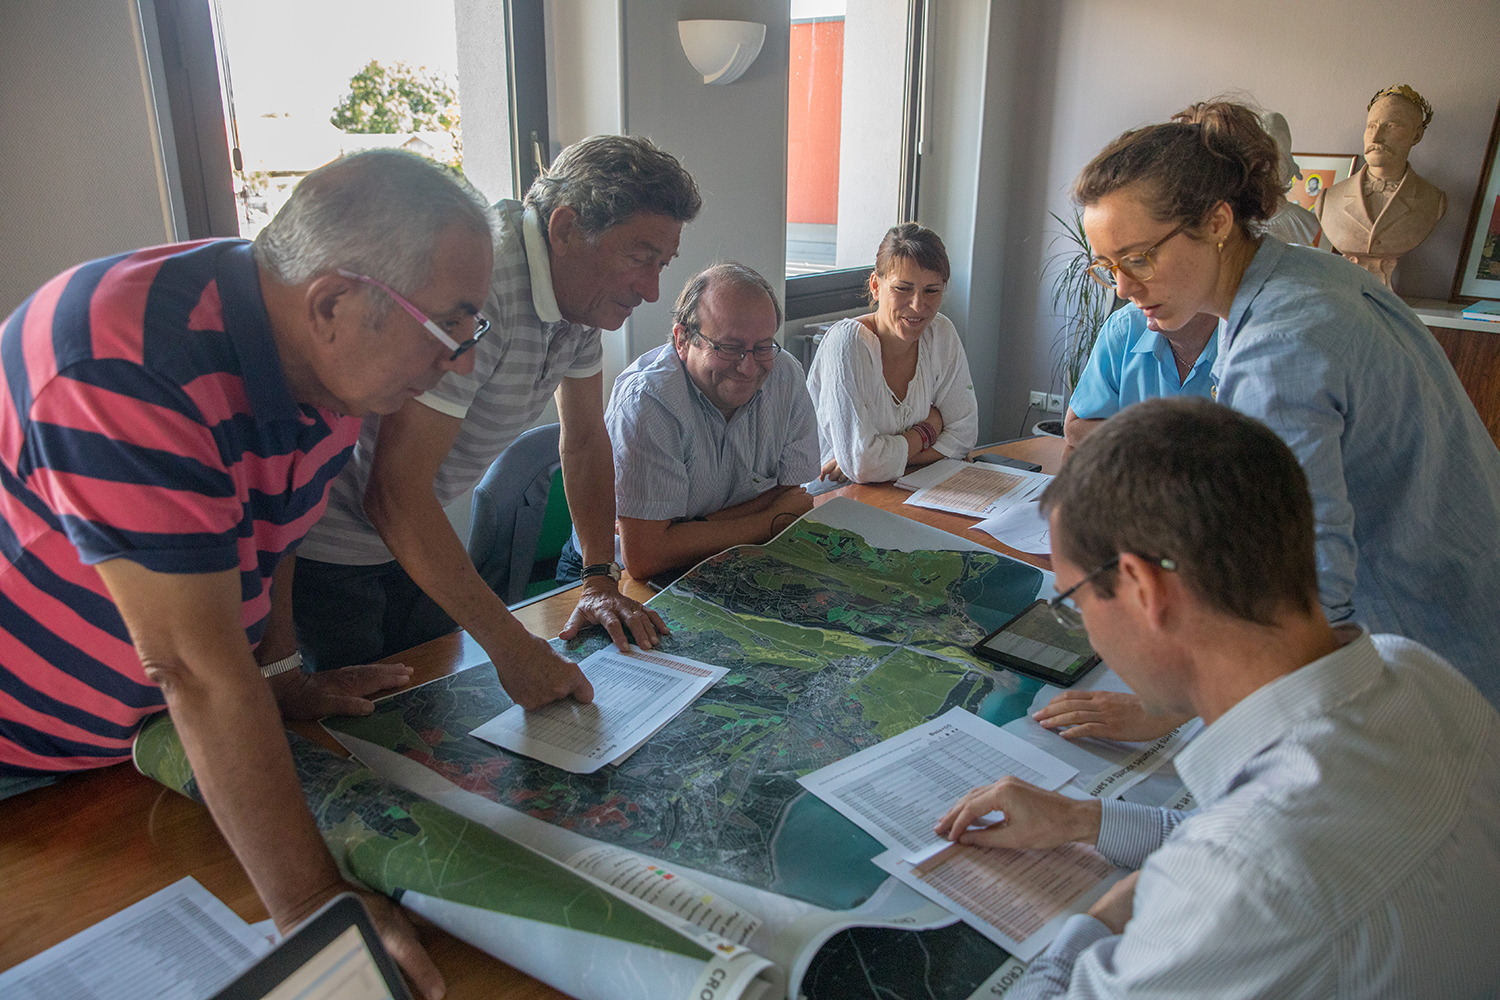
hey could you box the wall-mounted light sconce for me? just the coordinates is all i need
[677,19,766,85]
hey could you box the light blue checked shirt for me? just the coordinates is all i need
[1012,629,1500,999]
[1067,304,1216,420]
[607,343,821,522]
[1212,239,1500,706]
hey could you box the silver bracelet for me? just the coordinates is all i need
[259,651,303,678]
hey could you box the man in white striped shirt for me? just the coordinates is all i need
[292,136,701,709]
[937,397,1500,999]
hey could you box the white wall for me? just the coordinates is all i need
[992,0,1500,438]
[618,0,791,359]
[0,0,184,316]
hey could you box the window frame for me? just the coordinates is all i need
[784,0,927,322]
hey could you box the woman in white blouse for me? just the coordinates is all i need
[807,224,978,483]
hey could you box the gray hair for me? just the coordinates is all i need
[253,148,494,321]
[524,135,701,242]
[673,262,783,336]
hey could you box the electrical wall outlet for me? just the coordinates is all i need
[1047,393,1065,413]
[1029,390,1047,408]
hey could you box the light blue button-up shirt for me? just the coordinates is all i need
[607,343,821,522]
[1210,239,1500,705]
[1067,304,1217,419]
[1012,629,1500,998]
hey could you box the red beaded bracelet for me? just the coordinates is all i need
[912,421,936,450]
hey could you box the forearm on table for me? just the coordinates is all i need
[619,510,788,580]
[705,485,793,521]
[365,477,533,652]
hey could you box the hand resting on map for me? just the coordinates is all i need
[1034,689,1193,743]
[934,776,1102,851]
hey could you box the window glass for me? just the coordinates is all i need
[787,0,916,279]
[214,0,462,239]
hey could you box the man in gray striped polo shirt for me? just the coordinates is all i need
[936,398,1500,998]
[603,263,820,584]
[292,136,701,710]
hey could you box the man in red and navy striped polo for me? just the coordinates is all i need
[0,148,489,999]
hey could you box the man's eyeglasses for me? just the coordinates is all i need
[692,331,782,364]
[1086,222,1189,289]
[338,269,491,361]
[1048,553,1178,629]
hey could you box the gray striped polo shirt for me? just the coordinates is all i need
[297,200,603,566]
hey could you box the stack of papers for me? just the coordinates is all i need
[797,708,1123,960]
[472,646,727,773]
[904,464,1054,518]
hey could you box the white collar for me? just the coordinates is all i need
[522,206,564,324]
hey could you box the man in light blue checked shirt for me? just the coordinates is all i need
[937,398,1500,999]
[602,263,821,584]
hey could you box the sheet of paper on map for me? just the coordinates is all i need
[797,707,1076,854]
[874,837,1122,960]
[471,646,727,773]
[972,500,1051,554]
[904,464,1053,518]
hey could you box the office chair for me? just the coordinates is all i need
[467,423,573,605]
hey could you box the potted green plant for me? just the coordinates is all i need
[1040,208,1116,435]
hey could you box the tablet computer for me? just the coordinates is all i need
[210,894,413,1000]
[972,598,1100,687]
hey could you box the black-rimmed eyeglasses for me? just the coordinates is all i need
[1048,553,1178,629]
[692,331,782,364]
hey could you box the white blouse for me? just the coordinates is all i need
[805,314,979,483]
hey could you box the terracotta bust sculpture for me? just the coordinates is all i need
[1314,84,1446,286]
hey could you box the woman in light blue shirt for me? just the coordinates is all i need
[1062,304,1218,448]
[1037,99,1500,741]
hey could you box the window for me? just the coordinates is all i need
[785,0,926,320]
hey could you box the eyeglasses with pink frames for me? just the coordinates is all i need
[337,269,491,360]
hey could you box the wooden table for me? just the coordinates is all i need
[0,437,1064,997]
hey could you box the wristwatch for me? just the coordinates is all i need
[580,561,622,582]
[259,650,303,678]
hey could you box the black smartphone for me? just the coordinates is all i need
[975,453,1043,472]
[972,599,1100,687]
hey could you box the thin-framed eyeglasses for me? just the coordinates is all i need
[1086,221,1190,289]
[1048,553,1178,629]
[691,331,783,364]
[337,269,491,361]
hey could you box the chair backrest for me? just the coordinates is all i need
[467,423,564,604]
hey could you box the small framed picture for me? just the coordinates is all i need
[1285,153,1359,210]
[1452,101,1500,301]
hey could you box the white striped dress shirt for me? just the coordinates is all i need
[607,344,821,521]
[1011,628,1500,999]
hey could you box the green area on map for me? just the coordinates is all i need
[132,715,706,958]
[326,518,1045,912]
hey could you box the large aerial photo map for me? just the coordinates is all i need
[319,499,1052,999]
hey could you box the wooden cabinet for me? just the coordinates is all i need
[1406,298,1500,448]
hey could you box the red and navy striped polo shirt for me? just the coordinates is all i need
[0,240,361,775]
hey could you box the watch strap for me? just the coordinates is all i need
[259,651,304,678]
[580,562,622,581]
